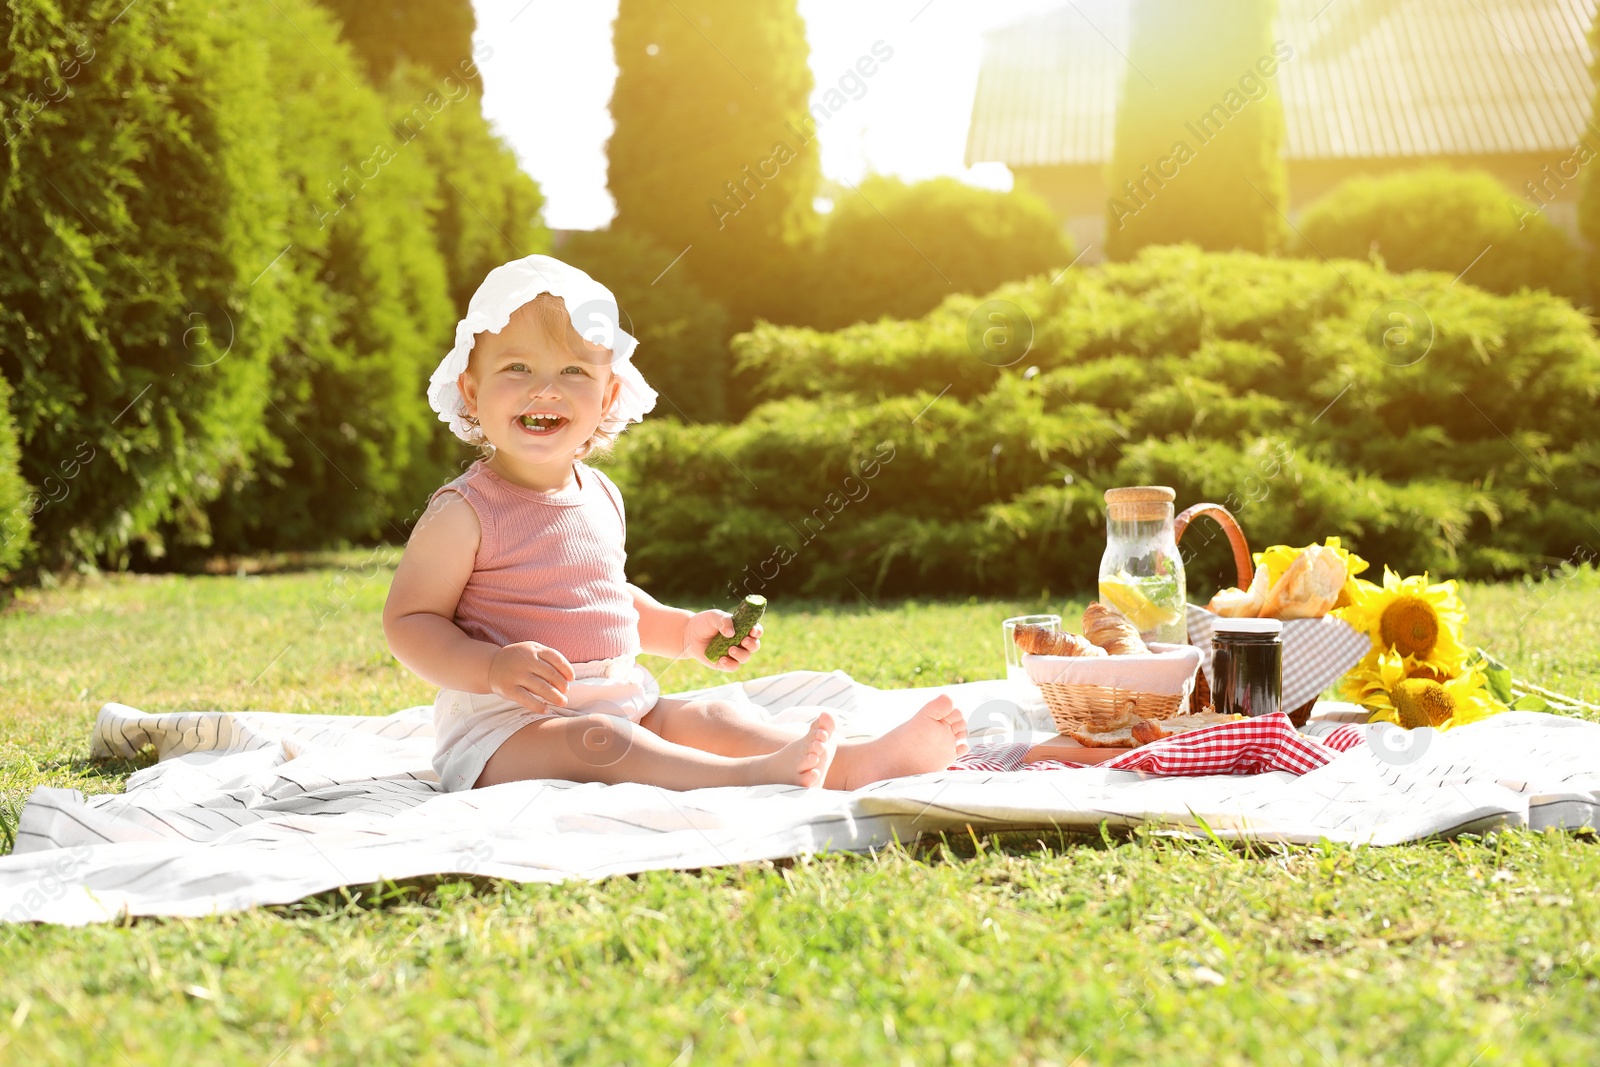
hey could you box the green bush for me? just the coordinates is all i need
[0,375,32,580]
[561,229,732,424]
[1,0,291,569]
[601,246,1600,599]
[802,175,1075,331]
[1295,167,1587,305]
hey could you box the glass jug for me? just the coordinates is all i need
[1098,486,1188,645]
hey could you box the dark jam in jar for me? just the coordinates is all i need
[1211,618,1283,718]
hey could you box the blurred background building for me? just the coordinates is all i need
[967,0,1597,259]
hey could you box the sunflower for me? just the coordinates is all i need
[1334,566,1471,676]
[1342,650,1506,730]
[1255,536,1369,609]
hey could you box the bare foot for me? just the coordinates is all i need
[826,694,969,791]
[748,710,838,788]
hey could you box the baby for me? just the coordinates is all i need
[384,254,968,793]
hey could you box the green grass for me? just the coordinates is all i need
[1,553,1597,1065]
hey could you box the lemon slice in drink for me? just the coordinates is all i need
[1098,575,1181,634]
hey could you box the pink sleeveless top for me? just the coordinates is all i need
[429,459,640,663]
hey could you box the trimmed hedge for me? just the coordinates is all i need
[1295,167,1587,305]
[599,246,1600,599]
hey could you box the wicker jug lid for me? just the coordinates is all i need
[1104,485,1175,521]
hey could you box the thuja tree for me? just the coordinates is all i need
[314,0,478,86]
[607,0,819,328]
[192,3,458,556]
[0,0,290,568]
[386,59,550,315]
[1105,0,1288,260]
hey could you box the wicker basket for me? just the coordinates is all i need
[1173,502,1369,726]
[1036,683,1186,735]
[1026,643,1201,735]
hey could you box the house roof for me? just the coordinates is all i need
[965,0,1598,167]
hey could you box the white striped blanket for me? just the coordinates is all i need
[3,670,1597,926]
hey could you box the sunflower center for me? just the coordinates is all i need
[1404,662,1447,683]
[1380,595,1439,659]
[1395,678,1455,729]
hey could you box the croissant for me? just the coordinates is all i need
[1258,544,1346,620]
[1013,624,1107,658]
[1082,602,1149,656]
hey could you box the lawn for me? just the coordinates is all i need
[0,553,1597,1065]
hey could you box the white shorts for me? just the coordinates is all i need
[432,653,661,792]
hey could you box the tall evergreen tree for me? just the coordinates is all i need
[1105,0,1288,260]
[607,0,819,328]
[314,0,477,85]
[0,0,291,568]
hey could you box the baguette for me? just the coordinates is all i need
[1129,711,1246,745]
[1064,722,1144,748]
[1258,544,1346,620]
[1068,711,1246,749]
[1207,562,1271,618]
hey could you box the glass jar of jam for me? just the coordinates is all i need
[1211,618,1283,718]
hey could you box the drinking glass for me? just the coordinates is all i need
[1002,614,1061,683]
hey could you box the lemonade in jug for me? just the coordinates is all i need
[1098,486,1187,644]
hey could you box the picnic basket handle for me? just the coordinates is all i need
[1173,503,1254,590]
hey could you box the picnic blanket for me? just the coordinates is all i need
[3,670,1598,926]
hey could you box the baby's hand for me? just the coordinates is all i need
[489,641,575,711]
[685,609,763,671]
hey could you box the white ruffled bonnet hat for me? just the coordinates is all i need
[427,254,658,445]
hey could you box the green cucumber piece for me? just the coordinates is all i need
[705,595,767,661]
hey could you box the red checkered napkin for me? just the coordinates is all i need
[950,712,1342,776]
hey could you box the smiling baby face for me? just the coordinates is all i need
[456,293,623,463]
